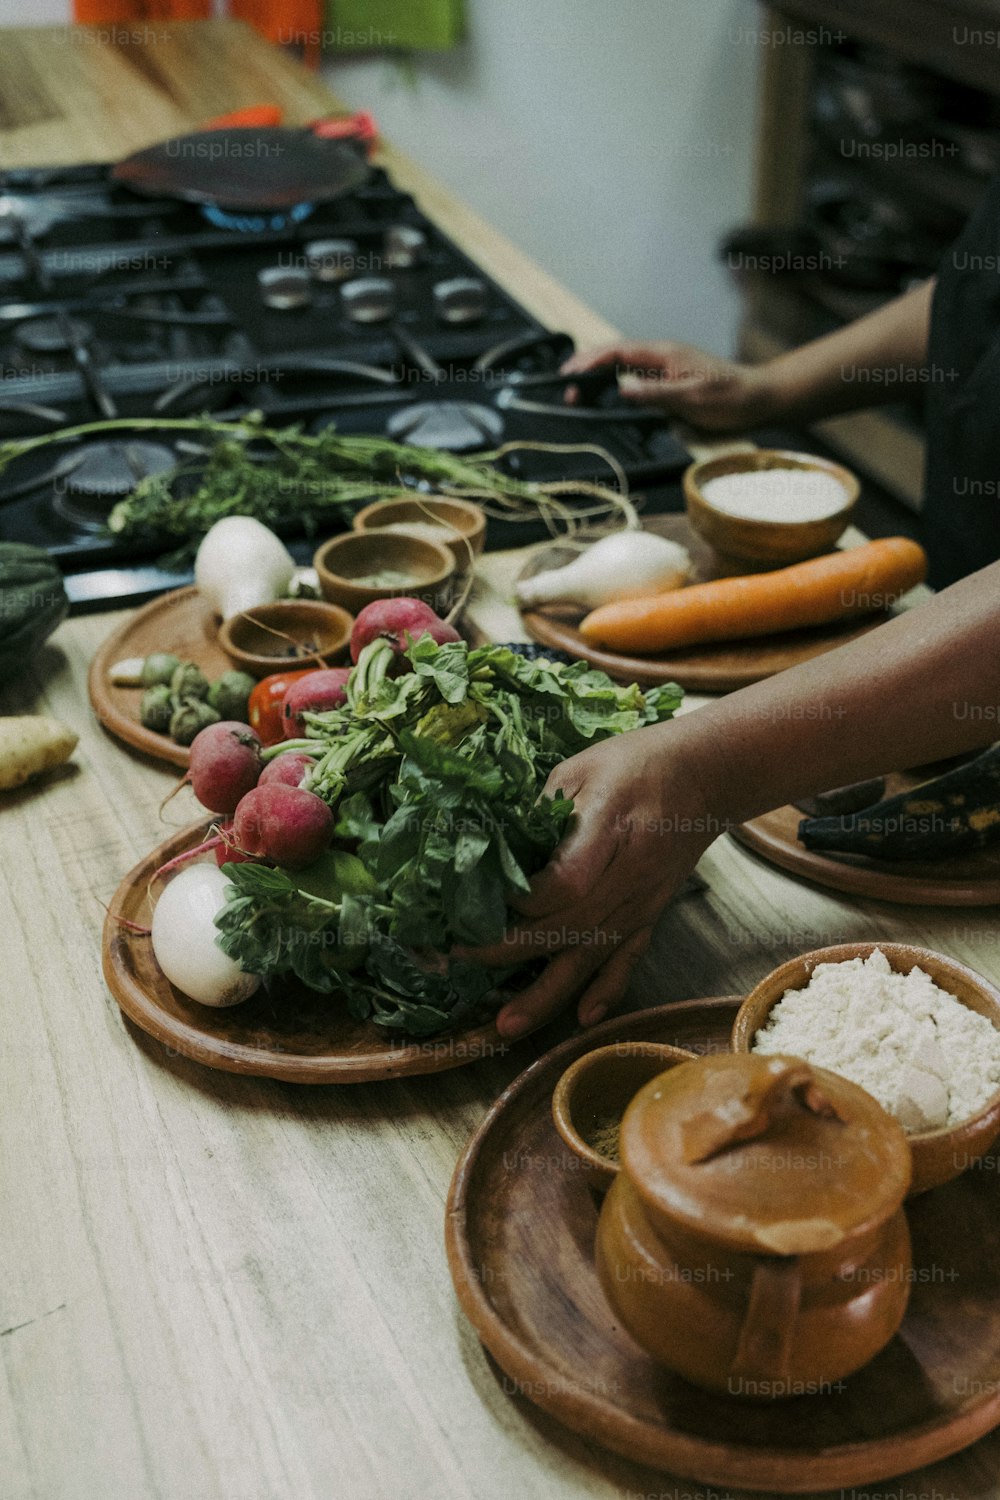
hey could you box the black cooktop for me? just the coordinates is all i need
[0,159,690,610]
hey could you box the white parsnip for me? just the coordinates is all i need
[0,716,78,791]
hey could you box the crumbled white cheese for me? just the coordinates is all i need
[752,948,1000,1132]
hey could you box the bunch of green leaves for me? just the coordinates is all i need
[214,636,682,1034]
[0,413,633,556]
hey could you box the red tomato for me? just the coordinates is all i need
[247,669,315,746]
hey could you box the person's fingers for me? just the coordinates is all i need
[453,922,544,967]
[576,926,653,1027]
[559,343,630,375]
[502,773,613,919]
[454,875,621,964]
[506,831,617,919]
[618,372,712,406]
[470,874,656,976]
[495,947,607,1040]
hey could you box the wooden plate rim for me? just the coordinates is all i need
[732,816,1000,908]
[103,819,509,1083]
[444,998,1000,1490]
[518,528,886,693]
[88,586,200,769]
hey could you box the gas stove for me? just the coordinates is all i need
[0,160,690,610]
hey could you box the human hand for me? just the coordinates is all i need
[459,725,718,1040]
[560,340,775,431]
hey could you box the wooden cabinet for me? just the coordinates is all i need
[741,2,1000,509]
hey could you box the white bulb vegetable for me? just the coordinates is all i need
[515,531,691,610]
[151,863,260,1008]
[195,517,296,620]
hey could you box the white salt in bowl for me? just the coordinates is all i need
[731,942,1000,1196]
[684,449,859,568]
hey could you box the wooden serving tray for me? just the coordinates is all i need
[734,770,1000,907]
[446,998,1000,1491]
[89,586,234,769]
[519,516,887,693]
[103,819,520,1083]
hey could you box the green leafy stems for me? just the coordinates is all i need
[215,635,681,1037]
[0,412,637,551]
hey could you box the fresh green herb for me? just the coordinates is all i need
[0,413,635,555]
[214,636,681,1035]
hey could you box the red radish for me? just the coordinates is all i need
[259,751,315,790]
[233,784,333,868]
[349,597,459,663]
[281,667,351,736]
[188,722,262,813]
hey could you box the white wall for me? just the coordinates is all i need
[1,0,760,352]
[325,0,760,355]
[2,1,70,21]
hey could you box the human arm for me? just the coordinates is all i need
[468,555,1000,1038]
[560,278,935,430]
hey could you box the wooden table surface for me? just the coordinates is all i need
[2,22,999,1500]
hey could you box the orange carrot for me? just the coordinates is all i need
[578,537,927,655]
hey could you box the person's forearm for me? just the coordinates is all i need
[664,558,1000,826]
[758,279,935,425]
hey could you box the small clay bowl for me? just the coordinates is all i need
[552,1041,698,1192]
[684,449,858,569]
[731,941,1000,1196]
[352,495,486,566]
[313,530,457,615]
[217,599,353,679]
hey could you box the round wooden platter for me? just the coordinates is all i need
[733,770,1000,907]
[446,997,1000,1492]
[103,819,510,1083]
[89,586,234,769]
[518,515,887,693]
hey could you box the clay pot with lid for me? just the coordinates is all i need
[595,1052,913,1397]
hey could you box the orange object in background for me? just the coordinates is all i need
[247,670,315,746]
[73,1,211,19]
[72,2,322,67]
[229,0,323,65]
[200,105,285,130]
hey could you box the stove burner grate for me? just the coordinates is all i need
[200,201,316,234]
[16,316,94,355]
[386,401,504,453]
[52,440,176,528]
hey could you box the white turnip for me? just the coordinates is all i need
[515,531,690,609]
[151,863,260,1007]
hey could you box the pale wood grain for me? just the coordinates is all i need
[1,22,998,1500]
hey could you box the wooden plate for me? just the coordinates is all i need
[446,998,1000,1491]
[89,586,237,769]
[519,515,888,692]
[733,770,1000,907]
[103,820,512,1083]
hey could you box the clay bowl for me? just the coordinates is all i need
[731,942,1000,1196]
[551,1041,698,1192]
[217,599,353,678]
[352,495,486,566]
[313,530,456,615]
[684,448,859,569]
